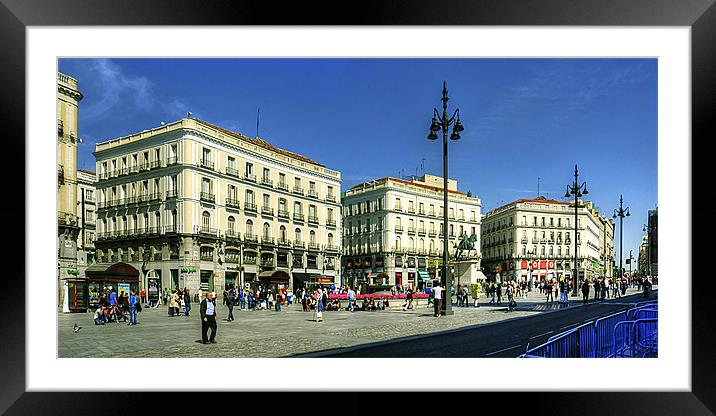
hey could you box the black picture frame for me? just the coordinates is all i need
[2,0,712,413]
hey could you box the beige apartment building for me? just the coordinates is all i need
[57,72,83,307]
[481,196,611,284]
[76,169,97,275]
[342,175,482,290]
[92,118,342,301]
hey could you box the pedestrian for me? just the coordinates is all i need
[94,305,107,325]
[315,287,324,322]
[473,281,481,307]
[140,288,146,304]
[593,278,601,301]
[600,278,607,301]
[403,287,414,311]
[545,280,554,303]
[184,288,191,316]
[347,287,356,312]
[496,283,502,305]
[462,285,469,308]
[456,284,462,307]
[275,290,282,312]
[200,292,217,344]
[432,281,443,317]
[581,279,590,304]
[128,290,139,326]
[226,289,235,321]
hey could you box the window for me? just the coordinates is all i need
[154,148,160,164]
[227,156,236,170]
[294,201,302,214]
[170,175,178,192]
[202,148,211,164]
[155,211,161,228]
[327,208,334,221]
[170,143,177,160]
[153,178,160,194]
[246,162,253,176]
[533,216,538,226]
[558,218,562,227]
[263,194,270,207]
[171,210,177,228]
[522,246,526,255]
[419,203,425,214]
[263,223,271,239]
[279,198,287,212]
[327,233,334,246]
[246,219,254,236]
[310,230,316,244]
[279,225,287,241]
[541,246,546,256]
[246,190,254,204]
[566,246,570,256]
[279,173,286,186]
[396,236,402,249]
[294,177,301,189]
[201,212,210,231]
[263,168,270,181]
[227,216,236,233]
[550,217,554,227]
[309,181,316,192]
[295,228,302,242]
[85,210,94,222]
[395,198,401,210]
[201,178,211,194]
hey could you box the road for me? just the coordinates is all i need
[301,291,657,358]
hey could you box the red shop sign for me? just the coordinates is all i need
[539,260,547,269]
[548,260,555,269]
[521,261,528,269]
[531,260,539,269]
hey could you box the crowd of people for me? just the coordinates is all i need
[93,289,141,325]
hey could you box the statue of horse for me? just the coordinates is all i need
[455,233,477,260]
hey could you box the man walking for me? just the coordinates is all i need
[432,281,443,317]
[462,285,469,308]
[200,292,217,344]
[128,290,138,326]
[226,289,235,321]
[184,288,191,316]
[347,287,356,312]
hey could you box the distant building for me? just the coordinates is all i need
[341,174,482,291]
[481,196,610,284]
[647,209,658,276]
[638,235,649,275]
[76,170,97,275]
[57,72,83,307]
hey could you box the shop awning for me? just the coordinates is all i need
[85,262,140,282]
[258,270,290,284]
[418,270,431,281]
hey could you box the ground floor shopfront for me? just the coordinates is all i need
[485,258,598,284]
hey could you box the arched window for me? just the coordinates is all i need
[279,198,286,212]
[396,236,402,249]
[155,211,161,229]
[201,211,210,232]
[420,238,425,250]
[171,210,177,227]
[429,239,435,252]
[143,213,149,229]
[246,219,254,236]
[409,237,415,249]
[263,223,271,239]
[133,214,138,232]
[327,233,334,246]
[279,225,287,242]
[295,228,302,242]
[227,216,235,233]
[309,230,316,244]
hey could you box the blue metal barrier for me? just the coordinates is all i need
[595,311,628,357]
[521,300,658,358]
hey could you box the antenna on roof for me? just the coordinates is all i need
[256,107,261,138]
[420,157,426,176]
[537,177,541,198]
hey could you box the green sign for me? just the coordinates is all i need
[593,261,600,269]
[181,267,197,273]
[66,268,80,276]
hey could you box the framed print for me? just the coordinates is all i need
[3,0,714,414]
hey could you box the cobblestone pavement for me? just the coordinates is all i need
[58,287,647,358]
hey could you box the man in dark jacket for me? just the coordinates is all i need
[200,292,217,344]
[581,280,590,304]
[225,289,235,321]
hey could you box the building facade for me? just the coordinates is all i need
[481,197,609,284]
[647,208,658,276]
[92,118,342,301]
[590,202,615,279]
[57,72,83,306]
[638,235,649,276]
[341,175,482,291]
[76,170,97,275]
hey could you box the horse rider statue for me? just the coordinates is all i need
[455,232,477,260]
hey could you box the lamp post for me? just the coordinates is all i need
[427,81,464,316]
[564,165,589,296]
[613,195,630,285]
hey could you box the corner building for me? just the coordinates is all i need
[481,197,609,284]
[93,118,342,297]
[342,175,482,290]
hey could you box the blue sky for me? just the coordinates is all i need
[59,58,657,265]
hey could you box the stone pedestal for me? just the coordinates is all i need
[454,259,486,286]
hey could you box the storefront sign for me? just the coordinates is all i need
[548,260,555,269]
[531,260,539,269]
[521,261,528,269]
[539,260,547,269]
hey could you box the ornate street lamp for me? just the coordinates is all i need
[427,81,464,315]
[565,164,588,296]
[613,195,630,283]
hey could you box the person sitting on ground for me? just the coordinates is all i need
[94,306,107,325]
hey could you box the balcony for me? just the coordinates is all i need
[244,233,259,243]
[521,238,528,244]
[138,163,151,173]
[261,259,275,267]
[200,192,215,203]
[406,247,417,254]
[326,219,336,228]
[417,228,426,236]
[307,189,319,199]
[394,226,404,233]
[226,198,241,209]
[165,224,177,234]
[244,202,257,213]
[129,165,139,174]
[293,213,305,222]
[428,230,437,237]
[243,256,257,265]
[149,192,161,202]
[293,240,305,250]
[261,206,274,217]
[394,206,403,212]
[244,173,256,182]
[407,208,416,214]
[196,226,218,237]
[166,157,178,166]
[293,186,304,196]
[199,159,214,170]
[278,210,290,219]
[407,227,416,235]
[166,190,177,199]
[118,168,128,176]
[308,242,321,251]
[261,177,273,187]
[150,161,161,170]
[277,182,289,192]
[308,215,319,225]
[326,194,336,203]
[325,244,339,252]
[277,238,291,247]
[224,230,241,242]
[226,167,240,178]
[261,236,275,246]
